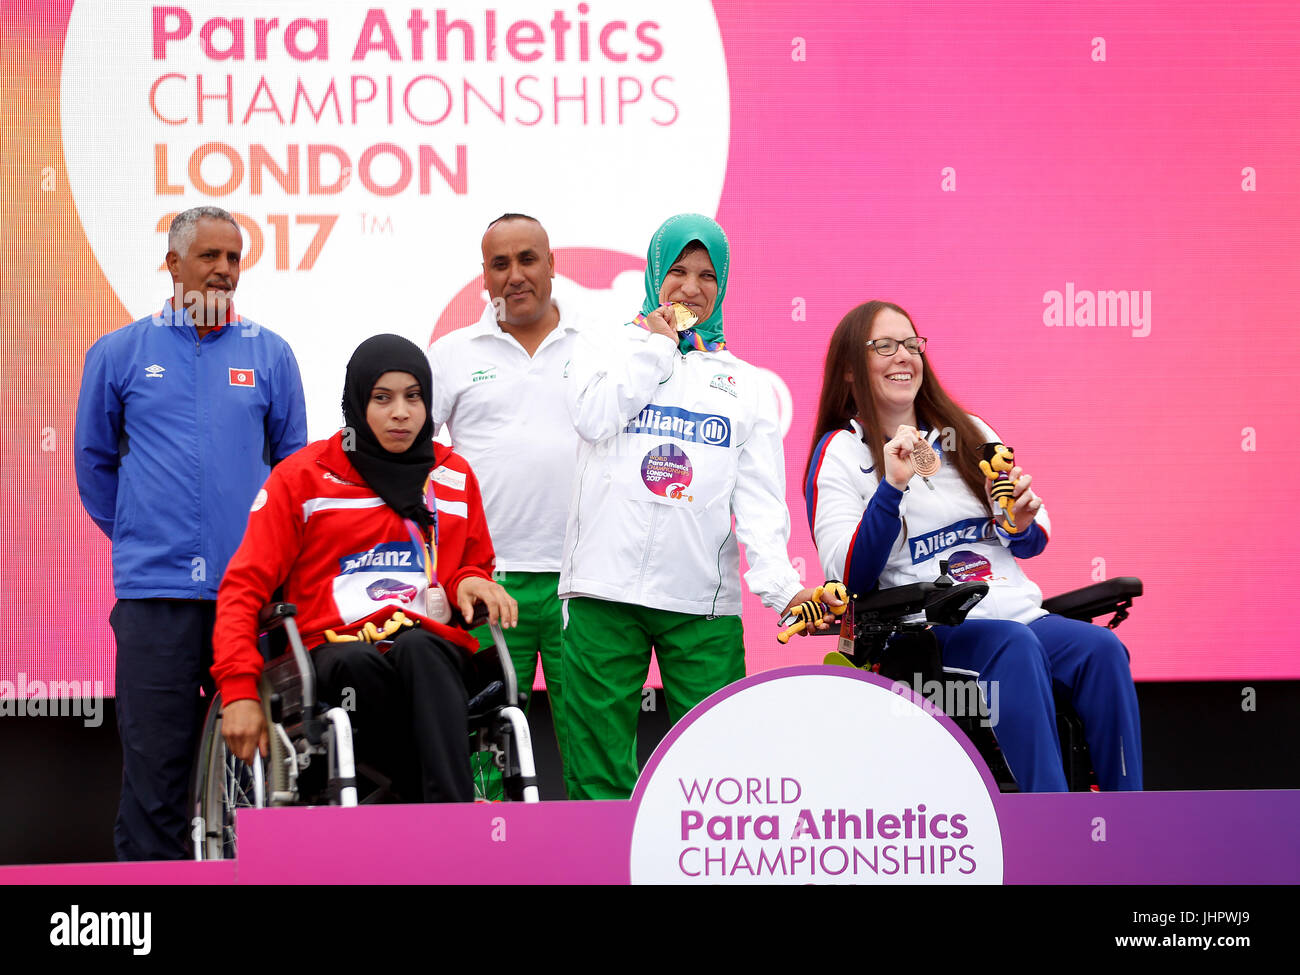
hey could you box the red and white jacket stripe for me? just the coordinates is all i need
[212,432,495,705]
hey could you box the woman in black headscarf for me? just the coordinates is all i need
[213,334,516,802]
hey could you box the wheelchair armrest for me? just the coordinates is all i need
[257,602,297,632]
[253,602,317,723]
[854,580,988,627]
[924,582,989,626]
[1041,577,1143,624]
[854,581,935,621]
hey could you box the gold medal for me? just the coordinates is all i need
[669,302,699,332]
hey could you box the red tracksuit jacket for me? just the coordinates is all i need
[212,431,494,704]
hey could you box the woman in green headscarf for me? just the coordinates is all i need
[558,214,820,800]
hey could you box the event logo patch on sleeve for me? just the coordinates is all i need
[641,444,694,501]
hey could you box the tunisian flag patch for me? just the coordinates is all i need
[229,368,256,387]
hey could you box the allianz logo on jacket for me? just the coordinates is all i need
[909,517,996,563]
[339,541,419,574]
[624,405,731,446]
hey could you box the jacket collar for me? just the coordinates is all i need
[317,430,452,485]
[158,300,240,337]
[470,298,581,339]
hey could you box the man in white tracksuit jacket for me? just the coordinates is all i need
[558,213,816,799]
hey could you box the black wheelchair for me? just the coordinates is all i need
[189,604,539,861]
[820,562,1142,792]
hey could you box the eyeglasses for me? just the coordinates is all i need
[867,336,927,356]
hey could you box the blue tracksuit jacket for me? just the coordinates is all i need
[74,304,307,598]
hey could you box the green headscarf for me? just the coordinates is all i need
[639,213,730,354]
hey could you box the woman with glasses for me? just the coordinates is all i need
[804,301,1142,792]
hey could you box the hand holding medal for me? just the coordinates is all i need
[641,302,698,339]
[883,425,941,491]
[910,428,942,490]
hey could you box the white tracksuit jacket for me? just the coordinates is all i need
[559,321,803,617]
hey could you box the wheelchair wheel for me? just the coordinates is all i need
[471,737,505,803]
[190,692,266,860]
[471,705,540,803]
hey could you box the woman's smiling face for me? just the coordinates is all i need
[865,306,924,416]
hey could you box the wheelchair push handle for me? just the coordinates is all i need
[463,601,520,710]
[256,601,297,631]
[777,581,850,644]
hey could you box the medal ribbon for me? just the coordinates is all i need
[632,313,727,353]
[402,473,439,589]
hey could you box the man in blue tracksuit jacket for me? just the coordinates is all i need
[75,206,307,860]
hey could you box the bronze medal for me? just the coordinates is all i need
[911,436,941,479]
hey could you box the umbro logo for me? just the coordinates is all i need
[144,364,165,379]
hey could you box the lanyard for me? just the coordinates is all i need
[402,473,438,587]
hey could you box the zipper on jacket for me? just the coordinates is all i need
[709,523,731,617]
[563,453,590,578]
[194,336,204,596]
[633,502,662,599]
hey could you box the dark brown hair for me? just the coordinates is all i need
[675,239,709,260]
[805,301,990,509]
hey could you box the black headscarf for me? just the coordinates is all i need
[341,334,436,532]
